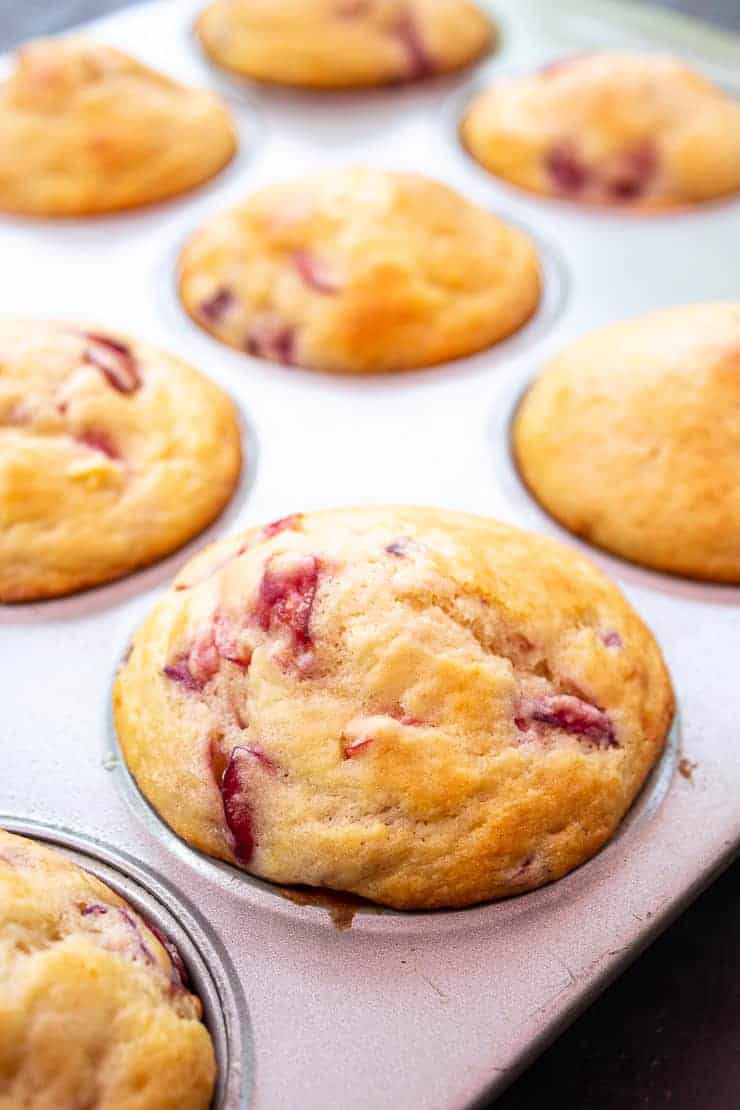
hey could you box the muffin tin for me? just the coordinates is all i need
[2,0,739,1107]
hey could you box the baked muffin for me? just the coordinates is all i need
[114,506,674,910]
[513,303,740,582]
[196,0,494,89]
[461,52,740,210]
[0,38,236,216]
[178,168,541,373]
[0,828,216,1110]
[0,320,241,602]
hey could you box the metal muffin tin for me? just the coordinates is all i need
[1,0,739,1106]
[0,816,251,1110]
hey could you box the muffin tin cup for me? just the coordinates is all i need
[0,816,253,1110]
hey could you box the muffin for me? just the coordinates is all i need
[461,51,740,210]
[0,319,241,602]
[178,167,542,373]
[114,506,674,910]
[196,0,494,89]
[0,38,237,216]
[0,828,216,1110]
[513,303,740,582]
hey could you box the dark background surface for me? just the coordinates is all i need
[1,1,738,1108]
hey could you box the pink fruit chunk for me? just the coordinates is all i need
[246,318,296,365]
[259,513,304,542]
[292,250,340,295]
[602,630,622,650]
[394,10,435,79]
[343,736,375,759]
[545,142,590,194]
[76,429,120,460]
[198,287,235,323]
[220,745,277,864]
[606,141,657,202]
[80,902,109,917]
[253,555,320,669]
[515,693,617,747]
[84,334,141,394]
[163,632,220,693]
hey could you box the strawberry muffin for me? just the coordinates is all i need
[196,0,494,89]
[0,828,216,1110]
[461,52,740,210]
[514,303,740,581]
[178,168,542,373]
[0,38,236,216]
[114,507,674,910]
[0,320,241,601]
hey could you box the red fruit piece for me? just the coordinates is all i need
[607,141,657,202]
[515,693,617,748]
[84,334,141,394]
[545,142,590,194]
[246,318,296,365]
[76,429,120,460]
[198,287,235,324]
[394,10,435,79]
[253,555,320,669]
[259,513,304,542]
[385,538,409,557]
[80,902,109,916]
[163,631,220,692]
[602,630,622,650]
[292,250,340,295]
[220,745,277,864]
[343,736,375,759]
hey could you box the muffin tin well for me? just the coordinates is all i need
[0,817,252,1109]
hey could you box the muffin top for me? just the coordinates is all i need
[462,51,740,209]
[0,828,216,1110]
[114,506,673,910]
[0,319,241,601]
[0,38,236,215]
[196,0,494,89]
[514,302,740,582]
[179,167,541,374]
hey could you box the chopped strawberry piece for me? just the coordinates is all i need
[293,250,340,295]
[394,10,435,79]
[220,745,277,864]
[602,631,622,650]
[253,555,320,668]
[343,736,375,759]
[607,141,657,201]
[84,334,141,394]
[515,693,617,747]
[246,318,296,365]
[76,429,120,460]
[260,514,304,541]
[545,142,590,193]
[198,287,235,323]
